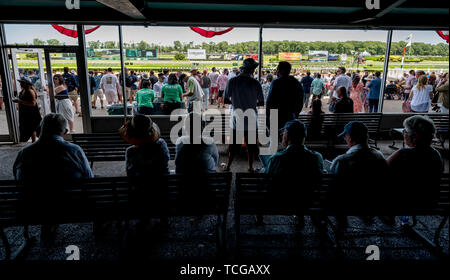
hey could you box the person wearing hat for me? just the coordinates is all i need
[328,121,388,228]
[120,114,170,179]
[228,67,239,80]
[223,58,265,172]
[264,119,323,175]
[13,77,42,142]
[181,68,204,113]
[260,119,323,227]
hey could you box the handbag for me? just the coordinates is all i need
[402,100,411,113]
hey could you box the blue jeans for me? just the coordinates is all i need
[369,99,379,113]
[202,88,210,110]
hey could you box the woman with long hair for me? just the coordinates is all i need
[53,74,75,133]
[410,75,433,113]
[349,75,364,113]
[12,78,42,142]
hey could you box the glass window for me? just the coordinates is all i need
[85,25,124,116]
[262,28,389,113]
[4,24,78,46]
[384,30,449,113]
[120,26,259,114]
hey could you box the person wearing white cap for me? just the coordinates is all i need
[181,68,203,113]
[228,67,239,79]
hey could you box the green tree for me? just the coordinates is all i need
[32,38,45,45]
[174,53,186,60]
[46,39,61,45]
[136,40,151,50]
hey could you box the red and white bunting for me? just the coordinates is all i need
[436,30,449,43]
[189,27,233,38]
[51,25,101,38]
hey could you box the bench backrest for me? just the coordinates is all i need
[235,172,449,216]
[428,114,449,132]
[0,173,232,226]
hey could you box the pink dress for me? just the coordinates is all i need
[350,82,364,113]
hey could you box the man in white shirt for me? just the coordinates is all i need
[329,67,352,112]
[153,73,164,102]
[182,68,204,113]
[100,67,121,105]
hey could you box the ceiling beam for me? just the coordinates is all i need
[96,0,146,19]
[348,0,408,24]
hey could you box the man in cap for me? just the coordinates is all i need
[223,58,265,172]
[182,68,203,113]
[228,67,239,79]
[262,119,324,227]
[265,119,323,175]
[329,121,388,228]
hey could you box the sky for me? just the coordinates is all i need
[4,24,446,46]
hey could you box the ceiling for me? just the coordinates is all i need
[0,0,448,30]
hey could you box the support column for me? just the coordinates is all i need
[379,30,393,113]
[118,25,127,123]
[76,24,92,133]
[0,24,19,142]
[258,25,263,82]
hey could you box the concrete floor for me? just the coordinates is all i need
[0,140,448,260]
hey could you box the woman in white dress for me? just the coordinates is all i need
[53,74,75,133]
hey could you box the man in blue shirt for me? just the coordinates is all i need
[14,113,94,182]
[263,119,324,227]
[92,70,104,109]
[365,71,382,113]
[329,121,388,228]
[13,113,93,244]
[301,71,314,108]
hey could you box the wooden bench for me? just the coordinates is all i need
[0,172,232,260]
[72,133,177,167]
[298,113,382,147]
[235,172,449,258]
[389,113,448,151]
[429,114,449,150]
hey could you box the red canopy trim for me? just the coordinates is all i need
[51,25,101,38]
[189,27,234,38]
[436,30,449,43]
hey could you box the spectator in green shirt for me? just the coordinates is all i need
[136,79,155,115]
[161,73,183,114]
[311,73,325,100]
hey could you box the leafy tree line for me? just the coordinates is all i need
[32,38,449,56]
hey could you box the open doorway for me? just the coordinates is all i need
[6,46,85,140]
